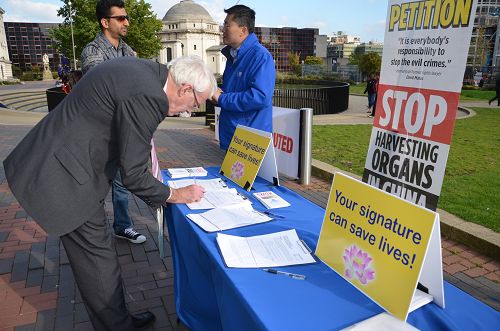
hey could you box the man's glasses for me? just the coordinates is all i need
[192,89,200,111]
[105,15,130,22]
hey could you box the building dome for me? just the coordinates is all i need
[162,0,214,22]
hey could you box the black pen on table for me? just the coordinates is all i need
[262,268,306,280]
[261,210,285,219]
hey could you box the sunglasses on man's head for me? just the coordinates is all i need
[105,15,130,22]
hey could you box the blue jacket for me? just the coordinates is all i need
[219,33,276,150]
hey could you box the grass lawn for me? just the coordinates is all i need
[312,107,500,232]
[349,84,366,95]
[349,83,496,101]
[459,89,496,101]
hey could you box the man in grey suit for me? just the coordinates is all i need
[3,56,216,330]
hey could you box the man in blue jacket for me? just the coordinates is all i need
[212,4,276,150]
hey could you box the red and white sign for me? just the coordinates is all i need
[272,107,300,179]
[363,0,477,210]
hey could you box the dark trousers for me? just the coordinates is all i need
[61,208,134,331]
[371,96,378,116]
[489,86,500,106]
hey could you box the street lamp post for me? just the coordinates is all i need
[68,1,77,69]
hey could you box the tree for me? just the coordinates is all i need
[123,0,162,58]
[287,52,301,75]
[50,0,162,66]
[348,47,363,65]
[304,56,323,65]
[358,52,381,75]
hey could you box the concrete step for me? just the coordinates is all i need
[0,89,47,112]
[0,90,46,99]
[14,100,48,112]
[4,94,46,105]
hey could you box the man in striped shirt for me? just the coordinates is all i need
[81,0,146,245]
[81,0,134,74]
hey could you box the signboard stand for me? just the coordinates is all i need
[220,125,279,190]
[316,172,444,321]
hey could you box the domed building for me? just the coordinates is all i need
[158,0,224,74]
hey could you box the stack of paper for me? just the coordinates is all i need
[216,229,315,268]
[186,188,251,210]
[187,205,272,232]
[167,167,208,179]
[253,191,290,209]
[167,178,227,191]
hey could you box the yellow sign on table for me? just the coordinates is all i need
[220,125,276,190]
[316,173,442,321]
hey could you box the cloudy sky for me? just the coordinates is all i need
[1,0,388,42]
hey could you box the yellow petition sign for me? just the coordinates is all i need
[220,126,271,190]
[316,173,437,321]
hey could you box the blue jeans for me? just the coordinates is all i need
[112,170,133,234]
[368,93,376,108]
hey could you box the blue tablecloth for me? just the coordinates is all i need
[163,167,499,330]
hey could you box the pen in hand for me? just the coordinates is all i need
[262,268,306,280]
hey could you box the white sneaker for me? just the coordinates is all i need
[115,228,146,244]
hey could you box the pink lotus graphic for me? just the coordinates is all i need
[230,161,245,180]
[343,244,375,285]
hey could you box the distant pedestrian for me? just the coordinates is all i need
[478,75,486,88]
[364,73,377,114]
[57,64,64,80]
[368,72,379,118]
[488,74,500,106]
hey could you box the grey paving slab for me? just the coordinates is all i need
[11,250,30,282]
[26,268,44,288]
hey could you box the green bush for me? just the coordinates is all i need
[12,66,22,78]
[462,85,478,90]
[20,71,41,81]
[275,72,352,86]
[0,79,21,85]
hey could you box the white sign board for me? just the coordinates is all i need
[214,106,301,179]
[362,0,477,210]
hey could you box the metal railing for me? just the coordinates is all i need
[205,82,350,125]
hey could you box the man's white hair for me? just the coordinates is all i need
[167,56,217,98]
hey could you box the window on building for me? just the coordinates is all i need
[167,47,172,62]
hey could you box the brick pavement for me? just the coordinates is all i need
[0,125,498,330]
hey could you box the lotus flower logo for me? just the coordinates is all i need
[343,244,375,285]
[230,161,244,180]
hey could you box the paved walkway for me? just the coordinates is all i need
[0,93,498,330]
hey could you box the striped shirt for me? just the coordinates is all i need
[80,32,134,74]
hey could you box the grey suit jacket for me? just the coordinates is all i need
[4,57,171,236]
